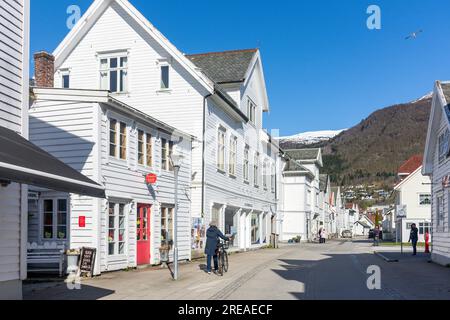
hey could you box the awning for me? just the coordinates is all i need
[0,126,105,198]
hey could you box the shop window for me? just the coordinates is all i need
[109,202,127,256]
[161,206,174,246]
[42,199,68,240]
[251,213,260,244]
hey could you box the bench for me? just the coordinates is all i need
[27,242,66,277]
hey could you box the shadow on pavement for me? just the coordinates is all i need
[25,283,115,300]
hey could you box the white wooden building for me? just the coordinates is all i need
[279,149,323,242]
[0,0,104,299]
[422,81,450,266]
[47,0,279,255]
[393,156,431,243]
[29,88,193,274]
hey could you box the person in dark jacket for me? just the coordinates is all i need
[409,223,419,256]
[205,221,229,274]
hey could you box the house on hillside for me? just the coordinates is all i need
[353,215,375,236]
[281,149,322,241]
[393,155,431,243]
[422,81,450,266]
[0,0,104,299]
[28,0,280,274]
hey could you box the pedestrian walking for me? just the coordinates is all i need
[322,229,327,244]
[318,228,323,244]
[204,221,229,275]
[373,226,380,246]
[409,223,419,256]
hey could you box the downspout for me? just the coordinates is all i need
[201,94,212,219]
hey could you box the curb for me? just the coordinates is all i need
[374,251,399,263]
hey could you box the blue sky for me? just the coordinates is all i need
[31,0,450,136]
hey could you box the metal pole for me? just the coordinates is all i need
[173,166,179,280]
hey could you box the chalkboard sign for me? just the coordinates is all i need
[78,247,96,278]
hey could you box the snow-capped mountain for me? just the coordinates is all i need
[277,129,346,145]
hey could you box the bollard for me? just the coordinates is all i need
[425,232,430,253]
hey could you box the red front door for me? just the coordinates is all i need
[137,204,151,265]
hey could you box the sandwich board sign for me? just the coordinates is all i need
[78,247,97,278]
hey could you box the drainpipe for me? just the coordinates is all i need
[201,94,212,220]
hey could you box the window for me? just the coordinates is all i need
[271,164,276,193]
[61,72,70,89]
[263,159,268,190]
[138,130,153,167]
[419,222,432,235]
[108,203,127,256]
[161,138,174,171]
[438,129,450,163]
[437,194,444,227]
[217,128,226,172]
[161,65,169,89]
[109,119,117,157]
[100,55,128,93]
[247,99,256,123]
[243,146,250,182]
[419,194,431,205]
[161,206,174,246]
[254,152,260,187]
[42,199,68,240]
[138,130,144,165]
[251,213,260,244]
[119,122,127,160]
[229,136,237,176]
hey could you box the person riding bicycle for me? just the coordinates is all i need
[205,220,230,275]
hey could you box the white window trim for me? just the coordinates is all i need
[418,193,431,206]
[136,127,155,169]
[229,135,237,177]
[156,59,172,93]
[108,113,130,164]
[254,152,260,187]
[161,137,174,172]
[247,98,256,124]
[217,127,227,173]
[40,197,70,242]
[160,205,175,245]
[107,201,128,258]
[60,69,70,89]
[98,51,129,94]
[244,145,250,183]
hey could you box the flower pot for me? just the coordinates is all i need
[66,253,80,274]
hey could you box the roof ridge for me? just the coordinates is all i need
[186,48,258,57]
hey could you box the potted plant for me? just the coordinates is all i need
[66,249,81,274]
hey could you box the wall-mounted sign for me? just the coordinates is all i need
[146,173,158,185]
[79,216,86,228]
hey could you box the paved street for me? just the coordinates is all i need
[24,239,450,300]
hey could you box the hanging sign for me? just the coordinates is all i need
[146,173,158,185]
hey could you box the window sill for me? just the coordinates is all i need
[110,92,130,97]
[244,180,250,185]
[217,168,226,175]
[156,89,172,94]
[229,174,237,179]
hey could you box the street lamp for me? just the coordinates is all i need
[170,152,184,281]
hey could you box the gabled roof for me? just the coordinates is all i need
[51,0,249,122]
[284,148,323,166]
[423,81,450,175]
[394,165,423,190]
[186,49,258,84]
[398,155,423,176]
[319,174,329,192]
[283,159,314,179]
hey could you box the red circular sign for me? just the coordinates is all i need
[146,173,157,185]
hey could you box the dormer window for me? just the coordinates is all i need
[61,70,70,88]
[247,98,256,123]
[100,54,128,93]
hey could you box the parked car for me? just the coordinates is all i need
[342,230,353,238]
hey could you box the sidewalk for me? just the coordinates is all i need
[24,244,301,300]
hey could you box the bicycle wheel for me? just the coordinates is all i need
[223,251,229,273]
[218,251,224,276]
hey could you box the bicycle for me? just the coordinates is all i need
[216,239,230,276]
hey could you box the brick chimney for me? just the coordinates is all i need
[34,51,55,87]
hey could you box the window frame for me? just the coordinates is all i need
[41,198,69,241]
[161,138,174,172]
[137,129,153,168]
[108,202,127,257]
[247,98,256,124]
[99,53,129,94]
[254,152,260,187]
[418,193,431,206]
[108,118,128,161]
[160,65,170,90]
[61,69,70,89]
[229,135,237,176]
[243,145,250,183]
[217,127,226,172]
[438,129,450,164]
[161,206,174,246]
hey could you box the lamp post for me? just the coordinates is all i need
[170,152,183,280]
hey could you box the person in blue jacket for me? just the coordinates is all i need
[205,220,229,274]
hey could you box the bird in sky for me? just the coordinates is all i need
[405,30,423,40]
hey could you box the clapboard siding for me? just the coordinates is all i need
[430,104,450,263]
[0,0,24,132]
